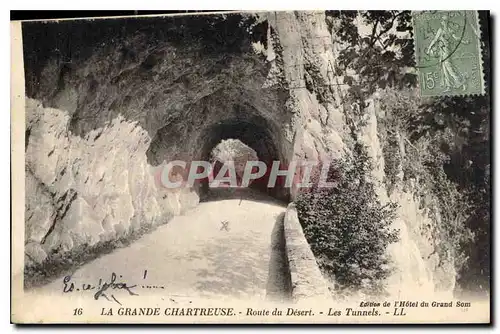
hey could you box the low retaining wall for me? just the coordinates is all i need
[283,203,332,302]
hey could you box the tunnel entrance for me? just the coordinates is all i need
[202,138,260,201]
[195,117,291,203]
[203,138,288,202]
[144,77,294,203]
[134,35,295,205]
[147,112,291,203]
[25,12,297,210]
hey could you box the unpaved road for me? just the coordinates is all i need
[31,189,291,303]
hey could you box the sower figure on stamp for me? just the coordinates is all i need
[425,15,467,92]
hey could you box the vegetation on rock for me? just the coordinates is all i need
[314,10,491,295]
[296,143,399,296]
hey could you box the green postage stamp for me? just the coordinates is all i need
[413,11,485,97]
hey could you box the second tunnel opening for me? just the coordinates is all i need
[196,117,291,203]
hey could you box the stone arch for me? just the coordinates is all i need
[146,102,291,202]
[196,119,287,201]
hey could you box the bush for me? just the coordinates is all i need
[296,143,399,295]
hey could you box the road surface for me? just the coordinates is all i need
[31,189,291,304]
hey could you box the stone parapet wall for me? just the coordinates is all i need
[283,203,332,302]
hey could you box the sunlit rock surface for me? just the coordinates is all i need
[23,11,455,297]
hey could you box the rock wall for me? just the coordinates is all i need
[266,11,348,184]
[357,99,455,298]
[266,11,455,297]
[25,98,198,267]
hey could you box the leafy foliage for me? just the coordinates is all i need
[326,11,417,105]
[325,10,490,295]
[296,143,398,295]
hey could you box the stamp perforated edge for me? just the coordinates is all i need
[411,10,487,98]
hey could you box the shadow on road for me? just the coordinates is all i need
[193,232,269,298]
[201,187,287,207]
[266,212,292,302]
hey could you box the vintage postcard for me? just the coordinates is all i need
[11,10,491,324]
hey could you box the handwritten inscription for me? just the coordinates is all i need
[63,272,144,305]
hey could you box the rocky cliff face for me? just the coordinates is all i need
[25,98,198,267]
[23,11,454,295]
[357,100,455,297]
[267,12,348,170]
[267,11,454,297]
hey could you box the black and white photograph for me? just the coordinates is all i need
[10,10,491,324]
